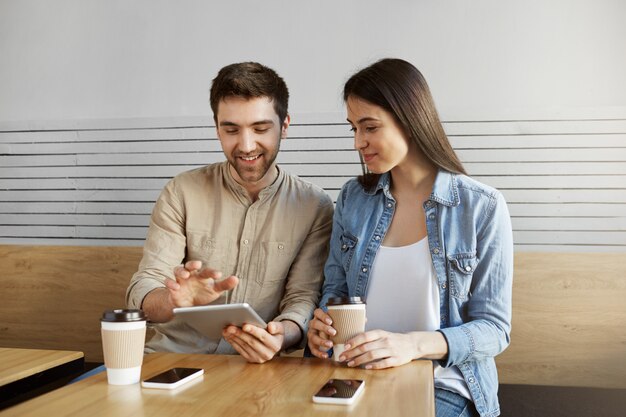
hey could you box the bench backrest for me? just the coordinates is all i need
[1,244,624,389]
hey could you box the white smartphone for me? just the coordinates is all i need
[141,367,204,390]
[312,379,365,405]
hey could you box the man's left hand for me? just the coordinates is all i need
[223,321,289,363]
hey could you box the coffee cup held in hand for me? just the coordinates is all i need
[325,297,366,362]
[101,309,146,385]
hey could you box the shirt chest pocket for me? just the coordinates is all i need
[256,241,296,284]
[339,232,358,271]
[447,253,477,299]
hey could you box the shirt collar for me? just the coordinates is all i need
[429,170,460,206]
[222,161,284,203]
[368,170,460,207]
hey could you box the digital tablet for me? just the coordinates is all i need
[173,303,267,339]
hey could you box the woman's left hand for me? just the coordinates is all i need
[339,330,448,369]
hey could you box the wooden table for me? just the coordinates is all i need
[1,352,435,416]
[0,348,84,387]
[0,348,84,409]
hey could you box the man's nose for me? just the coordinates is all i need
[239,130,256,154]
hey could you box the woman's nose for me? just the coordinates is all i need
[354,132,367,150]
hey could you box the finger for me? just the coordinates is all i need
[236,330,276,362]
[346,346,388,368]
[196,267,223,280]
[184,260,203,271]
[242,325,281,353]
[174,265,191,280]
[307,340,330,359]
[313,308,333,326]
[227,334,256,361]
[213,275,239,292]
[309,317,336,338]
[308,331,333,350]
[363,357,396,370]
[164,278,180,290]
[345,330,382,351]
[266,321,284,336]
[306,329,332,358]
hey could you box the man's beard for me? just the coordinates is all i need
[229,142,280,185]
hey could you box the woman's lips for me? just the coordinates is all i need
[362,153,375,163]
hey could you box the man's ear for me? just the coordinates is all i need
[281,114,291,139]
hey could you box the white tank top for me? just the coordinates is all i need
[366,237,471,400]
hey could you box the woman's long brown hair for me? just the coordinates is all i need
[344,58,466,190]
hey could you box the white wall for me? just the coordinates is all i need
[1,0,625,251]
[1,0,625,123]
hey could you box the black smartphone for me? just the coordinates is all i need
[141,367,204,390]
[312,379,365,405]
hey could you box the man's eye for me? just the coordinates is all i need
[225,129,238,134]
[349,127,356,133]
[255,128,270,133]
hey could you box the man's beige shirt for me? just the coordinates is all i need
[126,162,334,354]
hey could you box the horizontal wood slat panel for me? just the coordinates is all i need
[1,115,624,250]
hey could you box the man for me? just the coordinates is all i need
[126,62,334,363]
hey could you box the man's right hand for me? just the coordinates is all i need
[165,260,239,308]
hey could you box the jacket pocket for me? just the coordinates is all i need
[447,253,477,299]
[339,232,358,271]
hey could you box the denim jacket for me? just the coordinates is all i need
[320,170,513,417]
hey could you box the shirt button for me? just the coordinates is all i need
[342,244,347,249]
[441,315,446,322]
[362,268,368,273]
[428,214,435,220]
[468,377,475,384]
[243,239,249,245]
[375,235,380,241]
[278,244,284,250]
[433,248,440,254]
[465,265,472,272]
[387,203,392,208]
[441,282,447,289]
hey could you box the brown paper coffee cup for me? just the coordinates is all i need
[101,309,146,385]
[326,297,366,362]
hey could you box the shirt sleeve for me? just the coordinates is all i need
[439,191,514,367]
[318,184,352,311]
[273,193,334,349]
[126,179,187,309]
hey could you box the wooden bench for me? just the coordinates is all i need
[1,244,625,390]
[0,245,142,363]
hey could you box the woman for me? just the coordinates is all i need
[307,58,513,417]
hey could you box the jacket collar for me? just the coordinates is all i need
[370,170,460,207]
[430,170,460,206]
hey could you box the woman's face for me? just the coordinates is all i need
[346,96,415,174]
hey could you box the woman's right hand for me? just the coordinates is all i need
[307,308,337,359]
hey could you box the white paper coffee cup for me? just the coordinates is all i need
[326,297,366,362]
[101,309,146,385]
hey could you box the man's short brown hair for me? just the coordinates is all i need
[210,62,289,123]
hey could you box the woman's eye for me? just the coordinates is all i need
[349,127,356,133]
[365,126,378,132]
